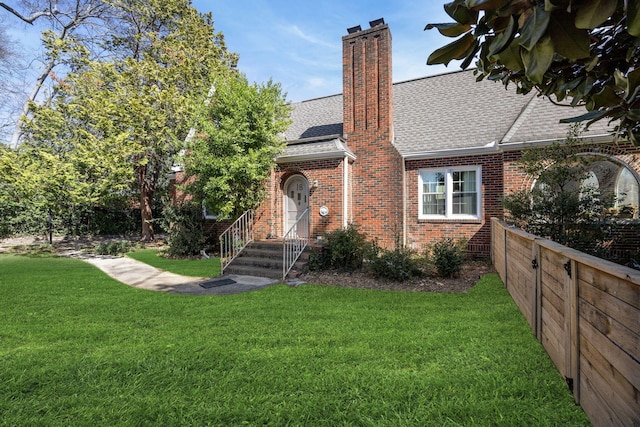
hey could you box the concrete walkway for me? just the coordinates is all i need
[0,236,293,295]
[68,253,283,295]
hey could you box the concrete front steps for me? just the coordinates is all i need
[223,240,311,280]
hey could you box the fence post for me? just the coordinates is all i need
[568,258,580,404]
[504,227,508,289]
[532,240,542,340]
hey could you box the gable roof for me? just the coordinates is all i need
[392,70,532,155]
[284,94,343,140]
[280,69,614,160]
[501,94,611,146]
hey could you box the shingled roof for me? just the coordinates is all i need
[501,93,611,145]
[284,93,343,140]
[280,69,614,160]
[393,70,532,155]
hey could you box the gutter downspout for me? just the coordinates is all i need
[343,154,349,228]
[402,159,407,247]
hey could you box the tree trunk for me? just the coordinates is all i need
[140,190,154,241]
[138,164,155,241]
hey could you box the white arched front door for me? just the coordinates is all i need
[284,175,309,238]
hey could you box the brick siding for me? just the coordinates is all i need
[171,21,640,261]
[253,158,348,241]
[405,153,504,257]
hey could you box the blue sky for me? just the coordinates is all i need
[197,0,460,102]
[2,1,459,107]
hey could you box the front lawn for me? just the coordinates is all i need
[126,248,221,277]
[0,254,590,426]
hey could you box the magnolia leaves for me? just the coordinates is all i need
[518,6,551,52]
[425,32,476,66]
[561,68,640,144]
[573,0,618,30]
[630,0,640,36]
[548,12,590,60]
[521,35,554,84]
[426,0,640,144]
[426,0,611,82]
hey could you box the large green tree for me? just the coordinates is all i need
[1,0,113,148]
[426,0,640,144]
[184,75,291,219]
[0,16,21,140]
[20,0,238,240]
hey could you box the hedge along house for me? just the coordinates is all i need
[194,18,640,262]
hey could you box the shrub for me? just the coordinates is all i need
[78,206,140,236]
[502,126,622,258]
[95,240,133,256]
[0,200,53,238]
[311,224,376,271]
[0,199,141,239]
[429,238,466,278]
[369,247,422,281]
[306,248,324,271]
[161,202,205,257]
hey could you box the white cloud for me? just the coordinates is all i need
[286,25,336,49]
[307,77,327,88]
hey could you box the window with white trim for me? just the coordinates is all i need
[419,166,482,219]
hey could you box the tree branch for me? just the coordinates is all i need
[0,2,52,24]
[546,96,585,108]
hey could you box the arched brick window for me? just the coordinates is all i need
[535,155,639,219]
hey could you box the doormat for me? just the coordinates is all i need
[200,278,237,289]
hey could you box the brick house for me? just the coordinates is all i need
[236,19,639,258]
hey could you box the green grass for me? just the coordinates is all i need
[126,248,221,277]
[0,254,590,426]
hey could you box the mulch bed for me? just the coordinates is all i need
[300,260,495,293]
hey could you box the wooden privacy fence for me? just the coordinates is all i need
[491,218,639,427]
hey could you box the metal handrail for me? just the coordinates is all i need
[282,208,310,281]
[219,210,254,274]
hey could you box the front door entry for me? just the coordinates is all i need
[284,175,309,238]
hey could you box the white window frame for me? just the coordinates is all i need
[202,201,220,220]
[418,166,482,220]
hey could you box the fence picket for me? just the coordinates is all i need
[491,218,640,427]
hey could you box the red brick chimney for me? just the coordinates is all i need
[342,19,403,248]
[343,18,393,138]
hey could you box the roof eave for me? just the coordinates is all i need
[402,141,499,160]
[286,134,344,145]
[277,150,356,164]
[500,133,614,151]
[401,133,616,160]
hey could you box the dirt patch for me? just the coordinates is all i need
[0,235,166,255]
[300,260,495,293]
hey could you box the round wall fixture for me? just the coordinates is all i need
[319,206,329,217]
